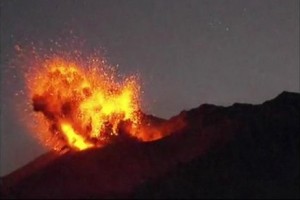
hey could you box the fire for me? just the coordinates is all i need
[60,122,94,150]
[27,57,141,151]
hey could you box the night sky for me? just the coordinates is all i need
[1,0,299,176]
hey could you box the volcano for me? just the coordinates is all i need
[1,91,299,199]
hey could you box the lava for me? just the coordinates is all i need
[27,57,141,151]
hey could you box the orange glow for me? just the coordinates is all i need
[60,122,93,150]
[27,57,141,151]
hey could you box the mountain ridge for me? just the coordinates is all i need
[1,91,299,198]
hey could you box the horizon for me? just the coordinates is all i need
[1,90,298,177]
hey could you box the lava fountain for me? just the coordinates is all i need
[26,57,141,151]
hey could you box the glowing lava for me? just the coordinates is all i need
[27,57,141,151]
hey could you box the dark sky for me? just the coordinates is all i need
[1,0,299,176]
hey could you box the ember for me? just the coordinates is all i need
[27,57,141,151]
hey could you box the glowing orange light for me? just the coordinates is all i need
[60,122,93,150]
[27,57,141,151]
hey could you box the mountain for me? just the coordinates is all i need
[1,91,299,199]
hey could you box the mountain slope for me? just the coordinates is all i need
[1,91,299,198]
[134,92,300,198]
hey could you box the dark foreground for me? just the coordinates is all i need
[1,91,299,199]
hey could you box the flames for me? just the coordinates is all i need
[27,57,141,151]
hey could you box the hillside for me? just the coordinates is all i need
[1,91,299,198]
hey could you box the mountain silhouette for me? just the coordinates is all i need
[1,91,299,199]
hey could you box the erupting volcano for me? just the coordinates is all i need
[3,52,300,199]
[26,57,142,151]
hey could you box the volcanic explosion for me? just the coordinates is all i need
[26,57,143,151]
[2,53,299,199]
